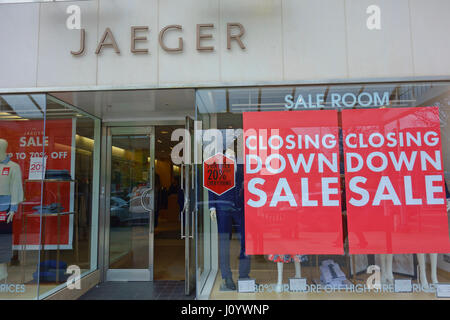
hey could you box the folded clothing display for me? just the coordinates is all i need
[31,203,65,214]
[45,169,72,181]
[33,260,69,283]
[320,259,348,288]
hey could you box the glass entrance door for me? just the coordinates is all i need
[182,117,196,294]
[105,127,155,281]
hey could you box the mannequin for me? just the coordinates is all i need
[0,139,24,281]
[416,253,438,290]
[415,182,448,289]
[267,255,301,293]
[379,254,394,284]
[209,148,250,290]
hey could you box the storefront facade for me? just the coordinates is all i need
[0,0,450,300]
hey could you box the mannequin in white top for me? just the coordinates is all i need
[275,260,301,293]
[416,253,438,290]
[0,139,23,281]
[0,140,9,281]
[0,140,16,224]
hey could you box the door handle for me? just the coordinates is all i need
[191,164,195,189]
[180,209,184,239]
[180,197,188,239]
[181,164,184,190]
[189,209,195,239]
[140,188,153,213]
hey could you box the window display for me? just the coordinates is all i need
[196,82,450,299]
[0,94,100,300]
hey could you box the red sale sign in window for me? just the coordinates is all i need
[243,110,344,255]
[342,107,450,254]
[203,153,235,196]
[0,119,74,250]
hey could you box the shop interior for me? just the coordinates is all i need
[108,125,185,280]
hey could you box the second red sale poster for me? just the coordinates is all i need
[342,107,450,254]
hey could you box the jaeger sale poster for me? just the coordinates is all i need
[342,107,450,254]
[0,119,75,250]
[243,110,344,255]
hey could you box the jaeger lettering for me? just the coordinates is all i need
[71,23,246,55]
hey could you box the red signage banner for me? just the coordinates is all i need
[0,119,74,250]
[342,107,450,254]
[243,110,344,255]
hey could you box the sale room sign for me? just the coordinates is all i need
[342,107,450,254]
[243,110,344,255]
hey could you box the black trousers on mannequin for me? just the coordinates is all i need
[0,211,13,264]
[217,209,250,280]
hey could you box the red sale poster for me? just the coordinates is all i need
[0,119,74,250]
[342,107,450,254]
[243,110,344,255]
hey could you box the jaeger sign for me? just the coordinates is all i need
[71,23,246,55]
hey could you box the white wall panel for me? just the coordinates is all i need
[283,0,348,81]
[0,0,449,91]
[0,3,39,88]
[219,0,283,83]
[37,1,98,87]
[158,0,220,85]
[345,0,414,79]
[410,0,450,76]
[97,0,158,86]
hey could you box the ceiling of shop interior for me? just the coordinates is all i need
[110,125,182,162]
[50,89,195,122]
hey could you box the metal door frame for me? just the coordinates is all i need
[182,116,198,295]
[103,126,155,281]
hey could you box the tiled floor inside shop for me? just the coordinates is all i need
[78,281,195,300]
